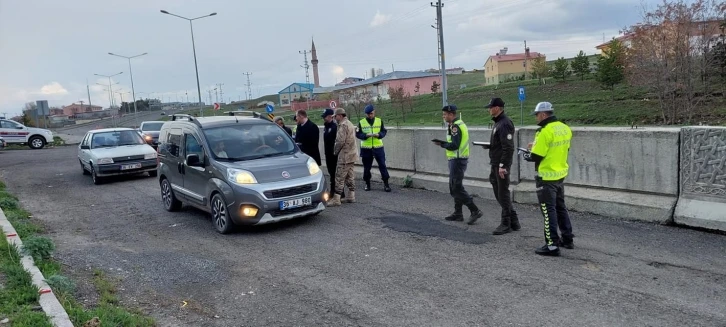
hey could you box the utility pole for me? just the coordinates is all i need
[432,0,448,107]
[243,72,252,100]
[217,83,224,104]
[299,50,310,84]
[524,40,530,80]
[186,90,189,105]
[431,18,441,72]
[207,89,213,106]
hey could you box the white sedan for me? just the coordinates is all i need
[78,128,158,185]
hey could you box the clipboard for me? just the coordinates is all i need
[473,141,491,149]
[431,139,447,143]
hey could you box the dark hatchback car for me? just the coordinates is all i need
[157,113,328,234]
[138,121,165,149]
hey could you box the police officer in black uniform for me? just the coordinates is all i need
[322,108,344,199]
[485,97,520,235]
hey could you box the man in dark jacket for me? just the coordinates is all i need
[274,117,293,136]
[321,108,344,198]
[294,109,322,166]
[485,97,520,235]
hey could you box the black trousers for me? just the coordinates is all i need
[490,165,518,220]
[535,177,573,246]
[361,148,390,182]
[325,154,344,197]
[449,158,474,210]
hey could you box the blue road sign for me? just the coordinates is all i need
[265,104,274,113]
[239,106,245,110]
[518,86,525,102]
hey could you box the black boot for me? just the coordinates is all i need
[466,203,483,225]
[493,215,512,235]
[383,180,391,192]
[445,204,464,221]
[535,244,560,256]
[510,215,521,231]
[364,181,371,191]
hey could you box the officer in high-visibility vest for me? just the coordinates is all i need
[524,101,574,257]
[291,115,298,138]
[356,104,391,192]
[432,104,483,223]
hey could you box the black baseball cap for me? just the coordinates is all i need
[486,97,505,108]
[442,104,458,112]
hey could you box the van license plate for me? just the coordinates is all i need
[121,163,142,170]
[279,196,312,210]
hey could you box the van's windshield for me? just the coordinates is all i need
[203,124,296,161]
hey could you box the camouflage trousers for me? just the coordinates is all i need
[335,162,355,195]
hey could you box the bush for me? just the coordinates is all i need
[0,196,19,210]
[45,274,76,296]
[22,236,55,261]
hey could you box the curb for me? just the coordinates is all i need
[0,208,74,327]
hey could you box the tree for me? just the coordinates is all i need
[530,55,549,84]
[414,82,421,94]
[431,81,440,94]
[552,57,570,81]
[387,85,410,122]
[624,0,725,124]
[571,50,591,80]
[595,38,626,92]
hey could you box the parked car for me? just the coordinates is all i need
[0,119,54,149]
[157,112,328,234]
[0,136,6,150]
[78,127,158,185]
[138,120,165,149]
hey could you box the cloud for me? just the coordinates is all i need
[332,65,345,78]
[39,82,68,95]
[370,10,391,27]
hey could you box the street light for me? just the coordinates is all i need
[108,52,147,128]
[160,9,217,117]
[94,72,123,109]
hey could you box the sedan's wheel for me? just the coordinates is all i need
[160,178,181,211]
[211,194,234,234]
[80,160,90,175]
[29,136,45,149]
[91,166,103,185]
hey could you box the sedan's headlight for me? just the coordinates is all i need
[227,168,257,185]
[97,158,113,164]
[307,157,320,175]
[144,153,157,160]
[143,134,152,141]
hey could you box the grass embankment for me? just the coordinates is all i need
[0,181,155,326]
[159,73,726,128]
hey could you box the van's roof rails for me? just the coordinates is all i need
[170,114,202,127]
[223,110,273,122]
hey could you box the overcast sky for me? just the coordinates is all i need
[0,0,657,117]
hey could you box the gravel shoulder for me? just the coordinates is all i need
[0,147,724,326]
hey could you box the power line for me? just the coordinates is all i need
[243,72,252,100]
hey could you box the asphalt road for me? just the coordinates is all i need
[52,109,179,144]
[1,147,724,327]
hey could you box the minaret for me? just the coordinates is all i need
[311,38,320,87]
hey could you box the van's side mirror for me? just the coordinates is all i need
[186,154,202,167]
[80,145,90,150]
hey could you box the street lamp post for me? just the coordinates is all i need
[108,52,147,128]
[160,9,217,117]
[94,72,123,109]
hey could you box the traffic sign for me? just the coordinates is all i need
[267,113,275,120]
[265,104,274,113]
[213,103,220,110]
[518,86,525,102]
[329,100,337,109]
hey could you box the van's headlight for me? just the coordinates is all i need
[227,168,257,185]
[97,158,113,164]
[144,153,157,160]
[307,158,320,175]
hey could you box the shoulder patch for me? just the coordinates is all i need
[355,127,359,132]
[506,133,512,140]
[451,126,458,134]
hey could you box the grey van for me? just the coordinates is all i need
[157,112,328,234]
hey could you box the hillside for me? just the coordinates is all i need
[166,72,726,128]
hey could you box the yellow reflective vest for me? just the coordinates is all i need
[531,120,572,180]
[359,117,383,148]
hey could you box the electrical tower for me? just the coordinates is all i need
[299,50,310,85]
[243,72,253,100]
[217,83,224,104]
[431,0,448,107]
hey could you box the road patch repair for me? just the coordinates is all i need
[374,213,492,244]
[0,207,73,326]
